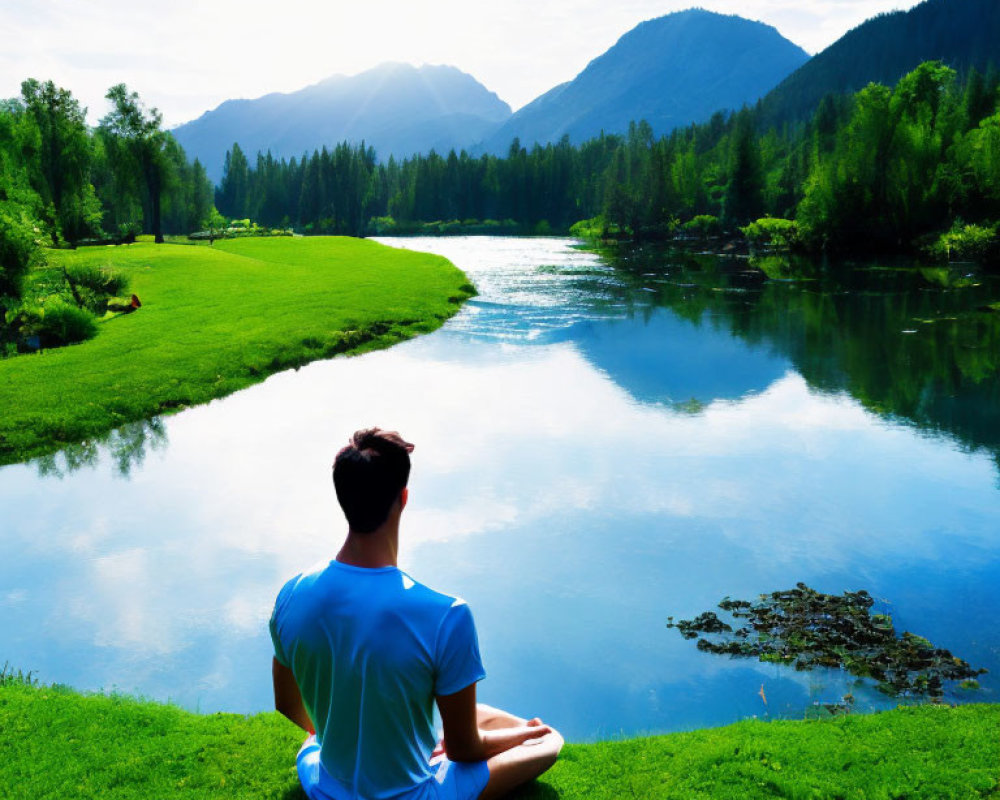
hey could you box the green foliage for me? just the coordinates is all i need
[681,214,721,238]
[1,682,998,799]
[205,61,998,258]
[368,215,398,234]
[0,238,474,464]
[63,263,129,312]
[569,215,630,240]
[0,198,43,301]
[19,78,101,244]
[741,217,800,250]
[756,0,1000,129]
[9,299,98,348]
[0,663,37,687]
[97,83,206,244]
[924,222,1000,264]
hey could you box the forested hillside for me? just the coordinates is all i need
[213,62,1000,259]
[758,0,1000,127]
[481,9,808,153]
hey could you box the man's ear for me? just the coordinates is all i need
[400,487,409,512]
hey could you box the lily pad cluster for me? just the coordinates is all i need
[667,583,986,698]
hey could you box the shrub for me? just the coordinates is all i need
[924,222,1000,264]
[14,300,98,349]
[682,215,721,239]
[0,202,43,300]
[63,264,128,313]
[569,215,623,240]
[368,216,397,235]
[741,217,801,251]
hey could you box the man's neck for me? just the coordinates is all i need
[336,525,399,569]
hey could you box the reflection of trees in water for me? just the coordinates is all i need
[33,418,167,479]
[603,245,1000,469]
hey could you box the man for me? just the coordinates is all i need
[270,427,563,800]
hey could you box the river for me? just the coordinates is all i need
[2,236,998,741]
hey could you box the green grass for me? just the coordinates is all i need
[1,681,997,799]
[0,237,474,466]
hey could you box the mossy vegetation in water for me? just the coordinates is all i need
[668,583,986,699]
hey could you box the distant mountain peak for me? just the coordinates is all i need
[481,10,808,153]
[172,63,512,182]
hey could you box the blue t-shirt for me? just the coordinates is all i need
[270,561,486,799]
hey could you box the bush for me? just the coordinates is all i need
[0,202,43,300]
[12,301,98,349]
[682,215,721,239]
[569,215,623,240]
[63,264,128,313]
[367,216,397,235]
[924,223,1000,264]
[741,217,801,251]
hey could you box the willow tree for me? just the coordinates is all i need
[99,84,168,242]
[19,80,101,245]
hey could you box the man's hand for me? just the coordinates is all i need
[480,719,552,758]
[436,683,552,762]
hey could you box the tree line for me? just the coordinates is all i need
[215,61,1000,256]
[1,81,213,300]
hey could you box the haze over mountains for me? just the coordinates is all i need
[174,9,811,180]
[173,63,511,182]
[173,0,998,184]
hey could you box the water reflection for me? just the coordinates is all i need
[1,237,998,741]
[32,418,168,479]
[601,246,1000,469]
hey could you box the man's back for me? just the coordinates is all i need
[270,559,485,799]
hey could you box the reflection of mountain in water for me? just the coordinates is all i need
[602,246,1000,467]
[564,309,790,408]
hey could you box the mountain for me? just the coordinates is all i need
[172,63,512,183]
[480,9,809,154]
[758,0,1000,127]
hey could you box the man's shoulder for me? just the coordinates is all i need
[397,570,471,616]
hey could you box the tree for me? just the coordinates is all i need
[19,80,101,245]
[99,84,169,243]
[217,143,249,219]
[0,105,45,304]
[723,109,764,225]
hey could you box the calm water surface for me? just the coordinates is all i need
[2,237,999,740]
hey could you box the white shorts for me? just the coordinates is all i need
[296,735,490,800]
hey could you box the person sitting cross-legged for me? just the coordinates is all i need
[269,427,564,800]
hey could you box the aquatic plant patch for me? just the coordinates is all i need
[668,583,986,698]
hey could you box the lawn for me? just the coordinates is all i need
[1,681,996,799]
[0,237,474,466]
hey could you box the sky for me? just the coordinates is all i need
[2,0,923,129]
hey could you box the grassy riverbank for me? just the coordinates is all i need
[1,681,996,799]
[0,237,474,466]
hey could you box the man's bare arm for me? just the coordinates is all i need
[436,683,549,762]
[272,657,315,734]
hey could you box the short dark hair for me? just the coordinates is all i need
[333,428,414,533]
